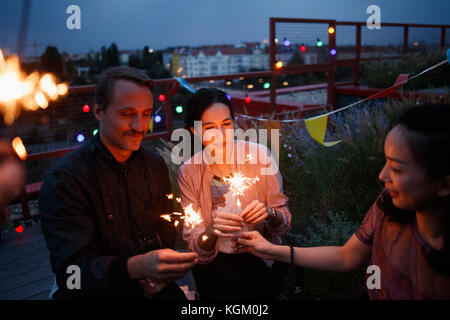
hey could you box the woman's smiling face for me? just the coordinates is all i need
[378,125,442,212]
[197,102,234,150]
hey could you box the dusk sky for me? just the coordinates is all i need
[0,0,449,56]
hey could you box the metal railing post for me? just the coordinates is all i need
[403,26,409,54]
[269,18,277,113]
[353,24,362,87]
[164,83,173,138]
[441,27,446,49]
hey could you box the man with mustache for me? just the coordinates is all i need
[38,67,198,300]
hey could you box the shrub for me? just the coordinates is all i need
[360,49,450,90]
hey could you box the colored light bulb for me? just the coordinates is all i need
[77,134,85,143]
[275,61,283,69]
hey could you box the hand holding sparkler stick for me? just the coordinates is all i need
[127,193,199,284]
[239,200,269,225]
[209,211,244,238]
[230,230,276,260]
[127,247,198,283]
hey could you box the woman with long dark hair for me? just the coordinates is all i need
[178,88,292,299]
[235,104,450,299]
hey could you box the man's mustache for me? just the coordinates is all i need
[124,130,145,137]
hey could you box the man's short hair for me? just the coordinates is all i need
[94,66,154,111]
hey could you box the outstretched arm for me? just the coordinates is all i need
[236,231,371,272]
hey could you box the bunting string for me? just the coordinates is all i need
[175,49,450,146]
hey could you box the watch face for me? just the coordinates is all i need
[271,208,277,218]
[264,208,276,223]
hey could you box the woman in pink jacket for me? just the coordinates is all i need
[178,88,292,299]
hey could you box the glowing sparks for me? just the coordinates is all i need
[57,83,68,96]
[34,92,48,109]
[182,203,203,229]
[161,214,172,222]
[245,154,255,163]
[0,49,68,125]
[12,136,27,160]
[202,235,208,242]
[160,200,203,229]
[40,74,59,100]
[222,172,260,199]
[166,194,181,204]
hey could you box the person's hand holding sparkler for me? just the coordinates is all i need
[209,211,245,238]
[239,200,268,224]
[127,248,198,283]
[231,230,276,260]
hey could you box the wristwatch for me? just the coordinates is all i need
[264,206,277,223]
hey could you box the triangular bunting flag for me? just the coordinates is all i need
[368,73,409,100]
[304,115,342,147]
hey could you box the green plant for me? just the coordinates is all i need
[360,48,450,90]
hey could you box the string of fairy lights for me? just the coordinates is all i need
[23,24,448,145]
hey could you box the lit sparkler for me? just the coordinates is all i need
[160,214,172,222]
[0,49,68,125]
[222,172,260,208]
[180,203,203,229]
[12,136,27,160]
[0,48,68,161]
[161,194,203,229]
